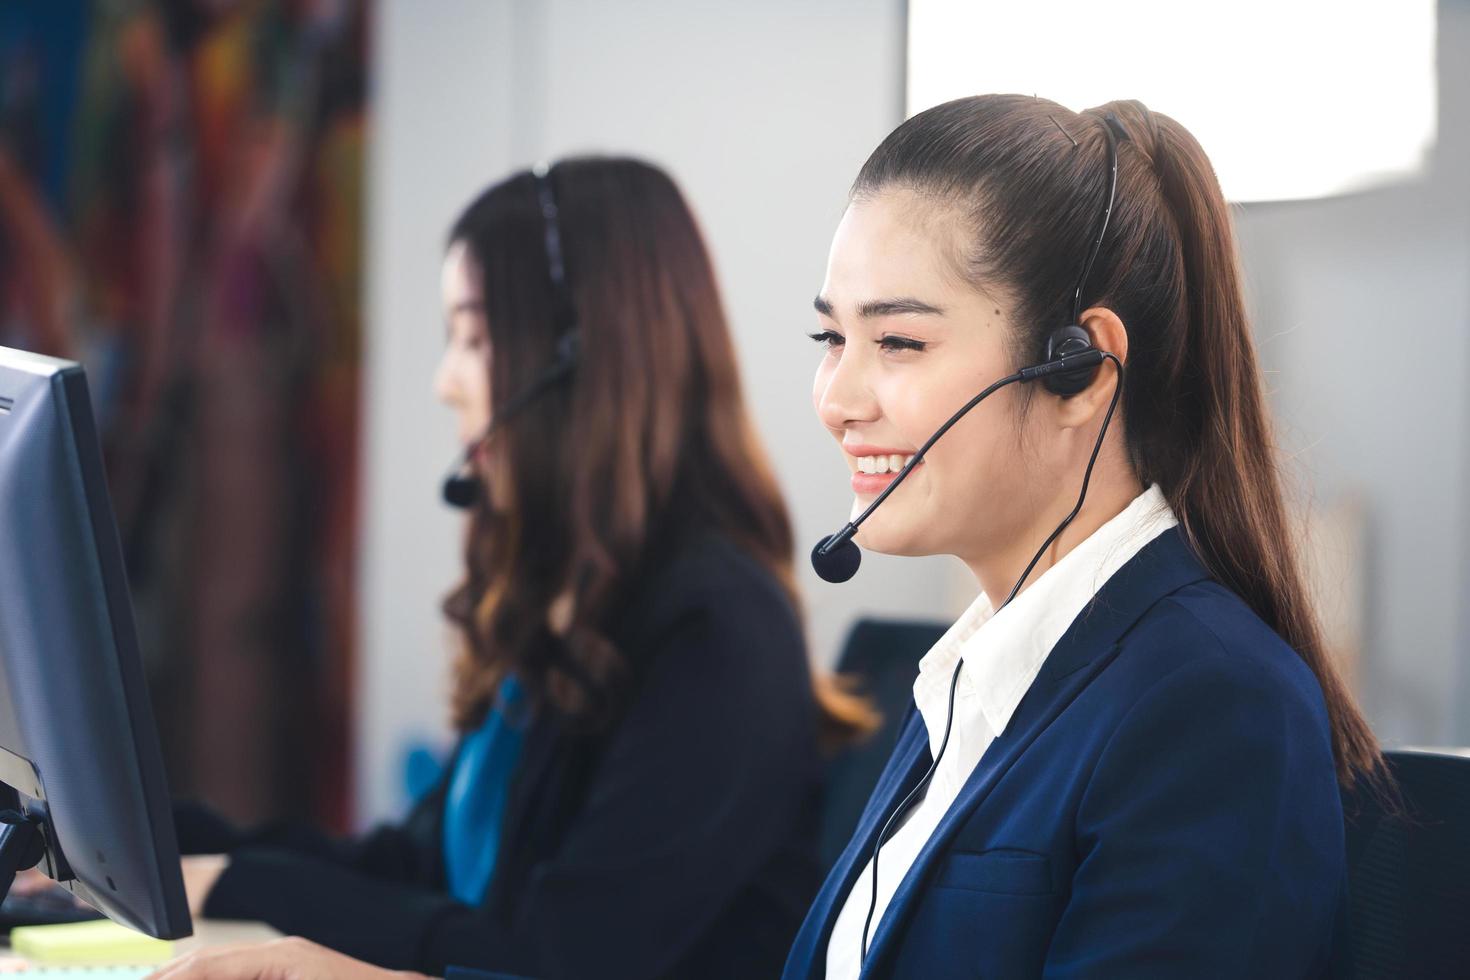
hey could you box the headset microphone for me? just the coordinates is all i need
[442,455,484,510]
[809,531,862,585]
[809,347,1105,583]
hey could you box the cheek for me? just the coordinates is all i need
[897,381,1012,489]
[881,380,949,452]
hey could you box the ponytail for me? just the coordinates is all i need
[854,94,1387,792]
[1112,102,1386,792]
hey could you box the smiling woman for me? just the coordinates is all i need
[784,93,1388,980]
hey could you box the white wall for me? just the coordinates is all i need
[356,0,953,825]
[1234,0,1470,746]
[357,0,519,826]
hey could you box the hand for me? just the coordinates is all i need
[145,937,432,980]
[181,854,230,918]
[7,869,56,898]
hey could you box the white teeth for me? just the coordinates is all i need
[853,453,919,475]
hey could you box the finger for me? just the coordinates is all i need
[146,946,243,980]
[145,951,199,980]
[146,949,216,980]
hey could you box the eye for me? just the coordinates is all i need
[878,334,927,353]
[807,330,845,350]
[450,326,488,354]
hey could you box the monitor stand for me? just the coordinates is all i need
[0,807,47,906]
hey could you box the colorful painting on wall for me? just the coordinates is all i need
[1,0,368,830]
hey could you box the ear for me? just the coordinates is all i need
[1053,306,1128,429]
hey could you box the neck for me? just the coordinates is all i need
[964,462,1145,606]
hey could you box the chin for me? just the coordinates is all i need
[852,520,937,560]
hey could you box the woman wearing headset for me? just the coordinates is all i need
[157,97,1379,979]
[784,95,1381,979]
[157,156,868,980]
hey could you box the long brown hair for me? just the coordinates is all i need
[443,157,870,739]
[853,95,1383,791]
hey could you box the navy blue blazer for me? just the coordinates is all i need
[782,527,1345,979]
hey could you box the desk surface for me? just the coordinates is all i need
[0,920,283,970]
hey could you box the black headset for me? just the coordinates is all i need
[1032,113,1129,399]
[831,113,1131,966]
[442,164,581,509]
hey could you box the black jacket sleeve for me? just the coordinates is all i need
[178,758,454,888]
[204,546,818,979]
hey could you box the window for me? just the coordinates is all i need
[907,0,1438,202]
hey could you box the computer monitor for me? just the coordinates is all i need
[0,345,191,940]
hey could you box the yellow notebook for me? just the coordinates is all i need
[8,920,173,966]
[0,969,153,979]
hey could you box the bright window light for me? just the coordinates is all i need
[907,0,1438,202]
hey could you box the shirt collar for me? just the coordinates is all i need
[914,484,1179,741]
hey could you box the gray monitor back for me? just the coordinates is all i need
[0,345,191,939]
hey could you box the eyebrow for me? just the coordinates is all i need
[813,295,946,319]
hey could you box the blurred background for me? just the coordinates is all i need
[2,0,1465,832]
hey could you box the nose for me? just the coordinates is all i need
[815,347,880,432]
[433,350,457,406]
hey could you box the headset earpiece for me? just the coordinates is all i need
[1042,324,1101,397]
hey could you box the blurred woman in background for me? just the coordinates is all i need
[167,156,868,980]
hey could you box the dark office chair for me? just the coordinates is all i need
[1336,749,1470,979]
[818,618,948,870]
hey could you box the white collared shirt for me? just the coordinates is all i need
[823,484,1179,979]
